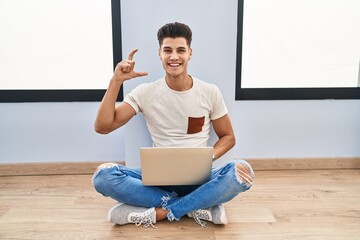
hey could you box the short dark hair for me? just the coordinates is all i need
[157,22,192,47]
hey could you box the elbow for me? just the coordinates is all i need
[95,129,110,135]
[230,135,236,149]
[94,122,111,135]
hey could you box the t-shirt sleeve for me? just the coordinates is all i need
[210,85,228,120]
[123,84,144,114]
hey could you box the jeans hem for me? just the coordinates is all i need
[161,193,180,221]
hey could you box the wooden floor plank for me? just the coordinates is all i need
[0,170,360,240]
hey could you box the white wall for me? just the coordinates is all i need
[0,102,125,163]
[233,100,360,158]
[0,0,359,164]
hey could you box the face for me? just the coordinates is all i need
[158,37,192,78]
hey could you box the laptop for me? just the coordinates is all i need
[140,147,213,186]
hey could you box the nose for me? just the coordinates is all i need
[170,52,179,60]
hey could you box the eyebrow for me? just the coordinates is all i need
[162,46,187,50]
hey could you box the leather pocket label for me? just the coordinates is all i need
[187,116,205,134]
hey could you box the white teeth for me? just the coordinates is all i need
[169,63,180,67]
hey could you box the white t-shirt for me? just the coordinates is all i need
[123,76,228,147]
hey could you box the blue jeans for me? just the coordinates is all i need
[93,159,254,221]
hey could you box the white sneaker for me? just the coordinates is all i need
[188,204,228,227]
[107,203,156,228]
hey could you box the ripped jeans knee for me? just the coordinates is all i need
[92,162,119,196]
[92,162,118,183]
[234,160,255,187]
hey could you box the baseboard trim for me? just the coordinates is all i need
[243,157,360,171]
[0,161,125,177]
[0,157,359,176]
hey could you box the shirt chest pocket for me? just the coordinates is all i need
[187,116,205,134]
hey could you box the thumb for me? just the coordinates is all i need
[132,71,148,78]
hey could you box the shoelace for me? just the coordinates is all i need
[130,208,157,228]
[191,209,211,227]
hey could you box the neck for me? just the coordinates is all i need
[165,74,193,91]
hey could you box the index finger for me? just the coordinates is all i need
[128,48,138,61]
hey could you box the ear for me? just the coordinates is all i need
[189,47,192,60]
[158,48,162,60]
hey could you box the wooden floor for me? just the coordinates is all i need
[1,169,360,240]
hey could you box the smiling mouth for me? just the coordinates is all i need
[168,63,181,67]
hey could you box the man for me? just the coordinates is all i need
[93,22,254,227]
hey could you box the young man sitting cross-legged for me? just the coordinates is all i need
[93,22,254,227]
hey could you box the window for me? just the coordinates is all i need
[0,0,122,102]
[236,0,360,100]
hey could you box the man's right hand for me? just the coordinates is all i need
[95,48,146,134]
[113,48,148,82]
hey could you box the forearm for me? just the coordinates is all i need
[94,77,123,133]
[212,134,236,161]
